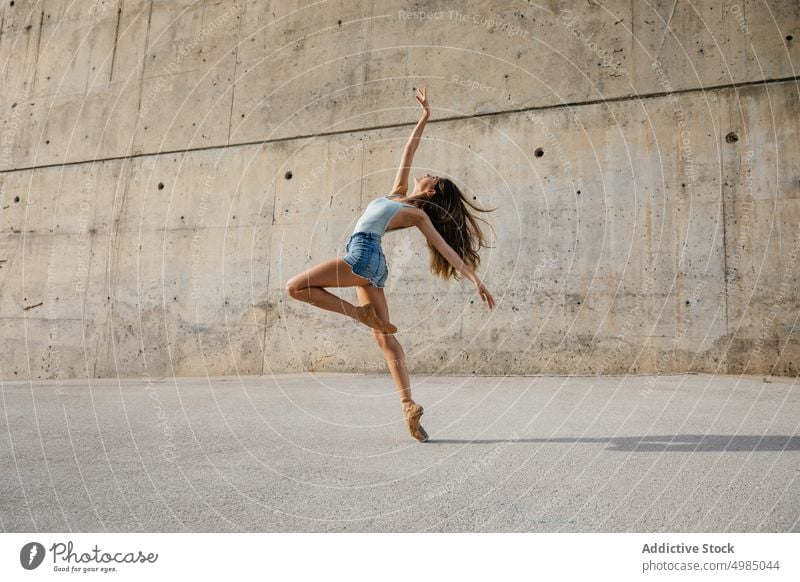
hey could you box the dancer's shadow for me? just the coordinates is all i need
[426,434,800,452]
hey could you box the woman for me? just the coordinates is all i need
[285,86,496,442]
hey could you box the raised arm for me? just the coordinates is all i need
[390,86,430,195]
[411,210,496,311]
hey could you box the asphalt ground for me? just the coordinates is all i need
[1,372,798,532]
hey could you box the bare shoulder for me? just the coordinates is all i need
[402,206,428,223]
[386,205,425,233]
[388,184,408,196]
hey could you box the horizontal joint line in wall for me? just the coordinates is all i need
[1,74,798,176]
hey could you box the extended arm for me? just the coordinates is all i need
[390,86,430,195]
[412,211,496,310]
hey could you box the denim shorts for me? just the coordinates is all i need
[343,232,389,288]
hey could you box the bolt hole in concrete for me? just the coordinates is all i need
[787,35,793,41]
[534,147,544,157]
[726,131,739,143]
[158,182,164,190]
[14,196,20,203]
[285,171,293,180]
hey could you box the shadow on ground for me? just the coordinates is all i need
[426,434,800,451]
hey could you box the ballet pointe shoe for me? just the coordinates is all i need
[353,303,397,334]
[402,401,428,442]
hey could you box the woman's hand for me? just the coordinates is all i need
[474,279,496,311]
[415,85,430,115]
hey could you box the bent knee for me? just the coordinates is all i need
[284,278,306,299]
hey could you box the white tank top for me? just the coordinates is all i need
[352,196,416,236]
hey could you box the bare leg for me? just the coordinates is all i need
[379,336,427,442]
[356,286,427,442]
[285,258,397,333]
[382,337,413,404]
[285,258,366,318]
[355,285,412,402]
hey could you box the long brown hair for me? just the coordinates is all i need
[420,178,496,281]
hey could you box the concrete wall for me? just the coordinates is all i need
[0,0,798,380]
